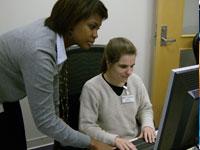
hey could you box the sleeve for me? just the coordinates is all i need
[19,49,90,148]
[136,77,155,130]
[79,83,118,146]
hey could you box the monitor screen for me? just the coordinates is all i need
[154,65,199,149]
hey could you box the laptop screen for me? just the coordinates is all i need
[154,65,199,149]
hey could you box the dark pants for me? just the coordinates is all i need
[0,101,27,150]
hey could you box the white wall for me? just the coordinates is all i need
[0,0,55,33]
[99,0,156,89]
[0,0,155,148]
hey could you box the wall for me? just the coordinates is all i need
[98,0,156,88]
[0,0,155,148]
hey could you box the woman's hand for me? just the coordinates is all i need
[115,137,137,150]
[138,126,156,143]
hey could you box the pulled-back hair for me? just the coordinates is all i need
[45,0,108,36]
[101,37,137,73]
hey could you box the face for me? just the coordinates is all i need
[107,54,136,86]
[70,14,103,49]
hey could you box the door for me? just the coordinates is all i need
[151,0,198,127]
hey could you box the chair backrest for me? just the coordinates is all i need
[59,45,105,130]
[192,32,199,64]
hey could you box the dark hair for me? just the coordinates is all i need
[192,32,199,64]
[101,37,137,73]
[45,0,108,36]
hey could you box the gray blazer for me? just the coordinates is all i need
[0,19,90,148]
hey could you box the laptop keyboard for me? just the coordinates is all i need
[132,138,155,150]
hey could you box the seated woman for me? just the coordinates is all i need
[79,37,155,150]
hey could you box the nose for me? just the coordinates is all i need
[126,67,133,76]
[93,29,98,39]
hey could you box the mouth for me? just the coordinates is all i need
[87,41,94,47]
[122,76,129,80]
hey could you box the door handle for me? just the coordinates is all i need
[160,25,176,46]
[161,37,176,43]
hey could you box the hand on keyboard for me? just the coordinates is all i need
[115,137,137,150]
[131,138,155,150]
[138,126,156,143]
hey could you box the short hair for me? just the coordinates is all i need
[45,0,108,36]
[101,37,137,73]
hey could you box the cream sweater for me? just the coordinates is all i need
[79,73,154,146]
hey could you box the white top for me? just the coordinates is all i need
[79,73,154,146]
[56,34,67,64]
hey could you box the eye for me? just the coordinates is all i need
[130,64,135,68]
[88,23,99,30]
[118,64,135,69]
[88,24,95,29]
[119,65,128,69]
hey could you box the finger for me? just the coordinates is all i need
[122,143,129,150]
[138,132,143,138]
[144,132,150,143]
[126,142,133,149]
[149,131,156,143]
[144,131,148,143]
[130,143,137,150]
[151,129,156,142]
[150,131,155,143]
[117,144,124,150]
[149,133,153,143]
[127,142,136,150]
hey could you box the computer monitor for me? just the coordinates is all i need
[154,65,199,150]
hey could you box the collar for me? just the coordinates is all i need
[56,34,67,65]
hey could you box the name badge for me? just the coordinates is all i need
[121,95,135,103]
[0,104,4,113]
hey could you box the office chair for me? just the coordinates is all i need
[54,45,105,150]
[192,32,199,64]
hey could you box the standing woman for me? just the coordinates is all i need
[0,0,112,149]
